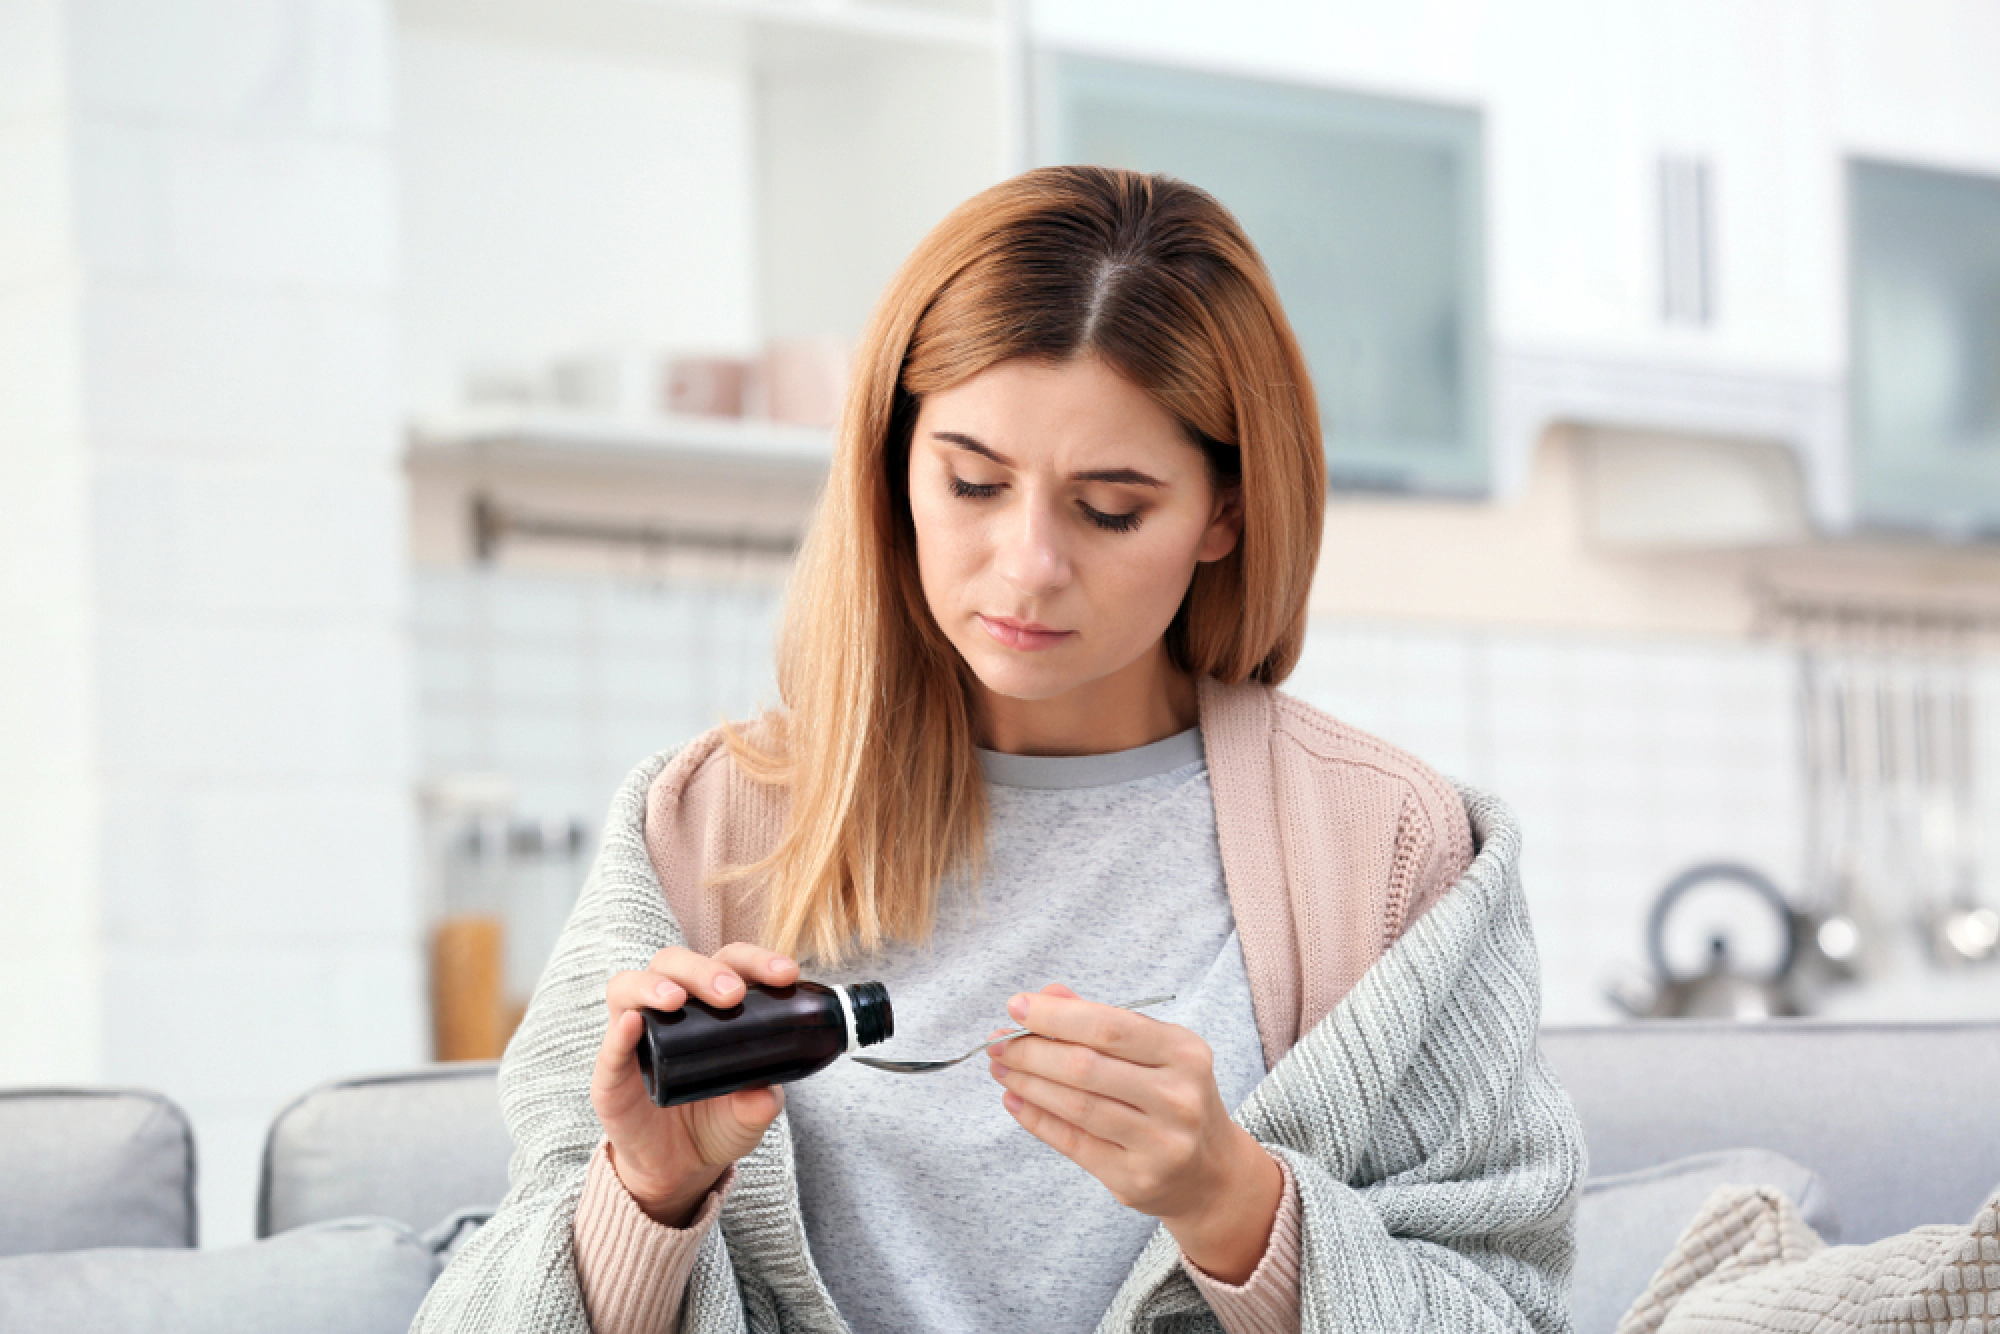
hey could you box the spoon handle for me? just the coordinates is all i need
[973,993,1176,1055]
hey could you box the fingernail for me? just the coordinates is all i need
[654,980,677,1002]
[990,1061,1010,1079]
[1003,1091,1024,1113]
[1007,994,1028,1020]
[716,975,741,994]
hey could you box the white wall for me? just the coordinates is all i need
[396,25,760,414]
[412,565,783,827]
[0,0,422,1247]
[758,36,1005,341]
[0,0,101,1086]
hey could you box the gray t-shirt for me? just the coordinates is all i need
[785,728,1266,1334]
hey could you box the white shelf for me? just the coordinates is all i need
[407,408,834,475]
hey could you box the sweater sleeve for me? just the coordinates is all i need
[1181,1152,1302,1334]
[573,1143,733,1334]
[412,749,753,1334]
[1387,784,1477,943]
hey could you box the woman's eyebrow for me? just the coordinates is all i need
[931,431,1166,488]
[1075,466,1165,488]
[933,431,1013,466]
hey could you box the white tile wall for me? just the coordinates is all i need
[93,456,405,617]
[1286,619,2000,1024]
[96,782,198,949]
[179,785,418,945]
[0,283,79,465]
[0,941,103,1084]
[0,122,73,283]
[67,0,392,133]
[0,777,99,955]
[0,8,98,1088]
[0,0,423,1248]
[70,122,168,276]
[159,133,397,290]
[84,288,398,457]
[95,623,412,779]
[0,0,65,122]
[413,566,785,829]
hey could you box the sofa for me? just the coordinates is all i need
[2,1019,1995,1333]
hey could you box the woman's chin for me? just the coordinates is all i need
[963,655,1093,706]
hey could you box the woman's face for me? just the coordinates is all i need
[906,354,1242,747]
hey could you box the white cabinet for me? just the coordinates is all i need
[1849,158,2000,537]
[395,0,2000,540]
[1039,53,1488,495]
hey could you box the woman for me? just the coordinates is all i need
[416,167,1584,1334]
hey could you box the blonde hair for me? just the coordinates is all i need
[724,166,1326,962]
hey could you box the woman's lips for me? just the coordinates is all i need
[978,614,1074,652]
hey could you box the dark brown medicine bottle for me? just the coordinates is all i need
[636,980,893,1108]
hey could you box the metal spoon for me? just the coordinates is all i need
[849,994,1177,1075]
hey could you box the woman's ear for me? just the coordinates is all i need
[1195,483,1245,563]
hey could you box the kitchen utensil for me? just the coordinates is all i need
[850,994,1176,1075]
[1624,862,1804,1020]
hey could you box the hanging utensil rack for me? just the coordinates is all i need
[1759,585,2000,972]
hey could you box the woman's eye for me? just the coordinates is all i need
[1081,503,1142,534]
[949,476,1002,500]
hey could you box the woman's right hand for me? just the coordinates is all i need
[592,943,799,1227]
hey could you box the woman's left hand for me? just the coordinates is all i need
[989,983,1285,1284]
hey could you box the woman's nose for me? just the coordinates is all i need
[992,501,1071,596]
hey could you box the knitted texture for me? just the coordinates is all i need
[574,1146,733,1334]
[1088,782,1583,1334]
[1617,1184,2000,1334]
[413,745,1582,1334]
[1182,1154,1306,1334]
[1261,690,1474,1066]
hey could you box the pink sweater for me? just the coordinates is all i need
[573,677,1475,1333]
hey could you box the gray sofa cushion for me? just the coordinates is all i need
[259,1062,509,1237]
[1542,1020,2000,1243]
[0,1088,196,1256]
[1570,1148,1839,1334]
[0,1218,436,1334]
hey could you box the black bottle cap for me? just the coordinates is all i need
[846,981,893,1047]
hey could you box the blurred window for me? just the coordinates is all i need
[1850,159,2000,535]
[1038,54,1487,495]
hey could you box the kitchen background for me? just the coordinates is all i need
[4,0,1999,1246]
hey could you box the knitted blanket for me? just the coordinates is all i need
[412,753,1584,1334]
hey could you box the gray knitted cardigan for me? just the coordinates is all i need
[413,754,1584,1334]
